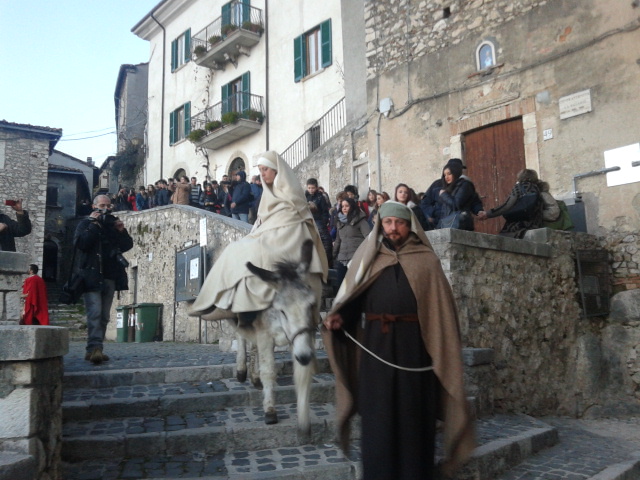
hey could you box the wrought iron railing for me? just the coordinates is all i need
[191,2,263,56]
[281,98,346,168]
[191,93,264,132]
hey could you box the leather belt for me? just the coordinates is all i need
[365,313,419,334]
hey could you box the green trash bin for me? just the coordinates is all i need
[134,303,163,343]
[115,305,131,343]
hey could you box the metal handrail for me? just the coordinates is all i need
[191,93,264,131]
[191,2,263,56]
[281,98,346,168]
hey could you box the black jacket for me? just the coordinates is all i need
[0,211,32,252]
[73,215,133,293]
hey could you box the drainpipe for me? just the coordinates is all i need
[151,12,166,179]
[264,0,269,151]
[572,166,620,200]
[375,112,383,192]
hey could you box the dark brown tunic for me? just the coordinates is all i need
[350,263,438,479]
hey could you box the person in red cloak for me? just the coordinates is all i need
[21,264,49,325]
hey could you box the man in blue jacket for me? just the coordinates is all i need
[230,170,252,223]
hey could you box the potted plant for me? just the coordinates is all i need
[243,109,264,123]
[221,24,237,37]
[193,45,207,57]
[187,129,206,142]
[221,111,240,125]
[241,21,264,34]
[208,35,222,46]
[205,120,222,131]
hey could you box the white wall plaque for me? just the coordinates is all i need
[200,218,207,246]
[604,143,640,187]
[559,89,592,120]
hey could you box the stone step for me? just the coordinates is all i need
[0,453,36,480]
[63,350,332,389]
[496,417,640,480]
[63,373,336,422]
[60,414,557,480]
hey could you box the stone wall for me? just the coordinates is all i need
[364,0,549,77]
[106,205,251,344]
[0,326,69,480]
[427,228,640,416]
[0,128,53,321]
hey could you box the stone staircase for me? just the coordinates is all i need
[58,339,569,480]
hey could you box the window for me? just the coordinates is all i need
[46,186,59,207]
[307,124,321,153]
[222,0,250,28]
[222,72,251,114]
[170,102,191,145]
[171,29,191,72]
[476,41,496,70]
[294,19,332,82]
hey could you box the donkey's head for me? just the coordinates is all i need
[246,240,317,365]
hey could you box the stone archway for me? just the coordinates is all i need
[228,157,246,177]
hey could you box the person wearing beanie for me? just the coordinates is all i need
[230,169,252,223]
[421,158,483,230]
[323,198,475,480]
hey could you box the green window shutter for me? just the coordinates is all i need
[171,38,178,72]
[241,72,250,112]
[184,29,191,63]
[184,102,191,136]
[169,110,176,145]
[221,84,230,114]
[242,0,251,23]
[321,19,332,68]
[222,2,231,27]
[293,35,305,82]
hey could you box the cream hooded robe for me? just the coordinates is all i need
[190,151,328,316]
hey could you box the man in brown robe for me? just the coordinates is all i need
[323,201,475,480]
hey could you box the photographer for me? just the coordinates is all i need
[74,195,133,364]
[0,198,32,252]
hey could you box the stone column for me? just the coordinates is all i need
[0,326,69,480]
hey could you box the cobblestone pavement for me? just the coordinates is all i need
[61,342,640,479]
[497,417,640,480]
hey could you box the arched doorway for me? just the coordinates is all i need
[228,157,246,177]
[173,168,187,181]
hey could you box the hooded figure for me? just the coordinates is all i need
[322,201,475,478]
[190,151,328,320]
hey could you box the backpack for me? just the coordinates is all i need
[543,200,574,231]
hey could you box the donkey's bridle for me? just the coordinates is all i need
[279,312,316,345]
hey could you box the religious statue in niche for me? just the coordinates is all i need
[477,41,496,70]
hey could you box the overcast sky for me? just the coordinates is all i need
[0,0,158,167]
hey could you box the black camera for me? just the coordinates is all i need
[116,252,130,268]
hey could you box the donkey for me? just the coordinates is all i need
[231,239,318,438]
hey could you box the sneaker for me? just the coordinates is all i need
[101,353,110,361]
[89,348,104,365]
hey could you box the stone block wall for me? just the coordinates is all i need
[364,0,547,77]
[427,228,640,417]
[106,205,251,344]
[0,129,52,321]
[0,326,69,480]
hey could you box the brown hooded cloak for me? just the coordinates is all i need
[322,208,475,476]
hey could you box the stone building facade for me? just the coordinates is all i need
[0,121,61,321]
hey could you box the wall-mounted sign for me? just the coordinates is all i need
[559,89,592,120]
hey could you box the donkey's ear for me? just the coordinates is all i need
[246,262,279,283]
[298,239,313,274]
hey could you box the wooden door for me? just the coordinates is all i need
[463,118,526,235]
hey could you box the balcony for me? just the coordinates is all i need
[189,93,264,150]
[192,3,263,70]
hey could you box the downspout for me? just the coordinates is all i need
[151,12,166,179]
[572,166,620,200]
[264,0,269,151]
[375,112,383,192]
